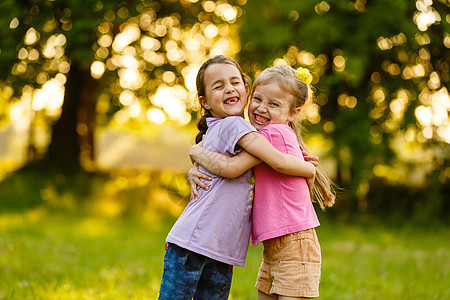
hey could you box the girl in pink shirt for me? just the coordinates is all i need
[189,65,336,299]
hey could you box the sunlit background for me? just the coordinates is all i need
[0,0,448,219]
[2,0,244,171]
[0,1,448,298]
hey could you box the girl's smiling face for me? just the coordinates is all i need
[248,82,299,131]
[199,63,249,119]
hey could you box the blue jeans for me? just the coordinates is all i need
[158,243,233,300]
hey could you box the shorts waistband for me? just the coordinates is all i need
[263,228,316,248]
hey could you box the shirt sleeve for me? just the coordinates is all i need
[218,116,257,156]
[258,125,289,155]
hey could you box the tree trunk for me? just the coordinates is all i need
[78,66,98,172]
[45,62,98,174]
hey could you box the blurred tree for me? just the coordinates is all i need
[1,0,448,220]
[1,0,121,172]
[238,0,449,213]
[0,0,243,173]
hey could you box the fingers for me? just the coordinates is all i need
[302,151,319,161]
[195,176,210,190]
[190,175,209,200]
[191,182,200,199]
[196,172,212,181]
[188,165,211,200]
[190,164,212,181]
[308,161,319,167]
[302,151,319,167]
[189,170,212,183]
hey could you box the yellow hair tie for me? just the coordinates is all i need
[296,67,313,84]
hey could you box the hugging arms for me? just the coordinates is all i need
[188,131,319,198]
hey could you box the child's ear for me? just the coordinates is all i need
[288,107,301,122]
[199,96,210,109]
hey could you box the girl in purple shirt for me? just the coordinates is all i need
[158,57,316,300]
[189,66,336,299]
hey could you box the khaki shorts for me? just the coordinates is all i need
[255,228,321,298]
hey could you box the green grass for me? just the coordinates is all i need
[0,210,448,299]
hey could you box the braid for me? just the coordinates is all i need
[195,109,213,143]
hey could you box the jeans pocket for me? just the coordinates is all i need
[215,261,232,277]
[183,252,204,271]
[164,243,189,269]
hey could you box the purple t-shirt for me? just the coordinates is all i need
[166,116,257,266]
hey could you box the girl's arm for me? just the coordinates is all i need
[237,131,315,178]
[189,144,261,178]
[189,132,316,179]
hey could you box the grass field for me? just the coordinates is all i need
[0,209,448,299]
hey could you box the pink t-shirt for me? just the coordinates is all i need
[251,124,320,246]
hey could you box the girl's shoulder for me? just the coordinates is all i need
[208,116,255,131]
[223,116,250,126]
[259,124,296,146]
[259,124,293,135]
[205,116,256,155]
[206,116,248,125]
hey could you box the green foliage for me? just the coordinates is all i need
[0,0,448,219]
[0,167,99,211]
[238,0,450,211]
[0,0,24,69]
[0,0,132,86]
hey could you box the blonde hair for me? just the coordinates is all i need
[253,65,336,210]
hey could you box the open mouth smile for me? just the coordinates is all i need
[253,114,270,123]
[224,97,239,104]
